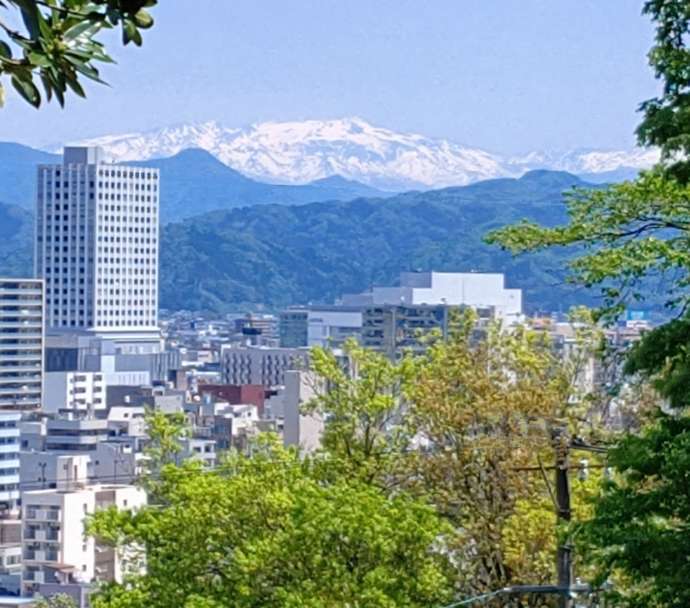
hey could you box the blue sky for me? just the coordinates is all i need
[0,0,657,153]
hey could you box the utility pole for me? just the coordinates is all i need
[554,427,573,608]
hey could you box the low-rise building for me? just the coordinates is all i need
[44,418,109,453]
[43,372,105,415]
[21,484,146,596]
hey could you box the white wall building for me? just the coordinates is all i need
[21,484,145,595]
[342,271,523,320]
[35,147,160,344]
[282,370,324,453]
[43,372,105,415]
[306,308,362,348]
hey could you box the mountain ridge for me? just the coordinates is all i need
[65,117,659,190]
[0,143,391,221]
[0,169,588,312]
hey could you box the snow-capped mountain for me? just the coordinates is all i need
[65,117,659,190]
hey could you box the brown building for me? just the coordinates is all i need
[199,384,266,414]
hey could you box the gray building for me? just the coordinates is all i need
[221,346,309,387]
[279,309,308,348]
[362,303,496,359]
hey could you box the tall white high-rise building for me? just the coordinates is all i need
[35,147,160,344]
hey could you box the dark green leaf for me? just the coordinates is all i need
[11,74,40,107]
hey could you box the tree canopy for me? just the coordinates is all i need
[88,438,454,608]
[488,2,690,606]
[0,0,157,108]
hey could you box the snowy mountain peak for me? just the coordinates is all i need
[66,118,659,190]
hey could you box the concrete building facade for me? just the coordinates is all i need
[43,372,105,415]
[21,484,145,595]
[343,271,523,320]
[221,346,309,387]
[35,147,159,342]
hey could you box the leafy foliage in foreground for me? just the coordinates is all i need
[34,595,77,608]
[581,412,690,608]
[0,1,157,108]
[307,317,611,604]
[488,170,690,320]
[88,439,453,608]
[489,4,690,606]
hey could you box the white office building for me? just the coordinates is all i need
[342,271,523,320]
[35,147,160,344]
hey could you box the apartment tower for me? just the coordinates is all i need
[35,147,159,345]
[0,278,44,512]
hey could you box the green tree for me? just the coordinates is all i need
[88,437,453,608]
[140,408,189,500]
[308,313,609,605]
[580,412,690,608]
[33,595,77,608]
[305,339,415,486]
[406,318,576,602]
[0,0,157,108]
[486,2,690,605]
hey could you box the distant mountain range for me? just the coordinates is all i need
[156,170,587,312]
[67,117,659,190]
[0,122,661,312]
[0,169,595,312]
[0,142,390,222]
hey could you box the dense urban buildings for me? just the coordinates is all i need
[0,138,647,608]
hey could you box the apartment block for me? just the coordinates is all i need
[221,346,309,387]
[21,484,146,595]
[44,418,109,453]
[0,278,44,514]
[361,303,492,359]
[43,372,105,414]
[0,279,44,412]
